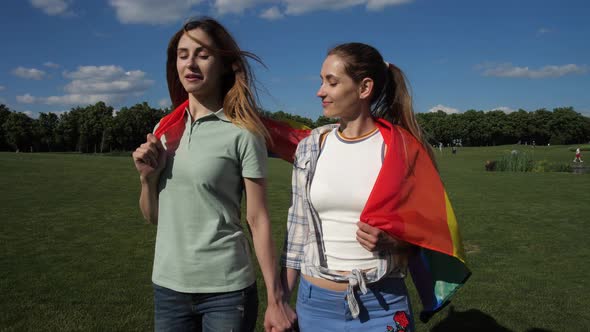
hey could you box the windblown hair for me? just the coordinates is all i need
[328,42,435,163]
[166,17,270,141]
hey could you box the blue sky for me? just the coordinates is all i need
[0,0,589,119]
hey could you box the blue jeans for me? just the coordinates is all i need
[296,277,414,332]
[153,283,258,332]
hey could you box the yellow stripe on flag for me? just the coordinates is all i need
[282,119,311,130]
[445,191,466,262]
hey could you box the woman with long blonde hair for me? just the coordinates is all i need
[281,43,439,331]
[132,17,295,332]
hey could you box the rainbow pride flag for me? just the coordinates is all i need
[154,100,189,152]
[361,118,470,322]
[154,101,469,321]
[260,117,311,163]
[258,116,470,321]
[154,100,311,163]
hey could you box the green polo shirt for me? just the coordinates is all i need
[152,108,267,293]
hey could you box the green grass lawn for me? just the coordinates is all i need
[0,145,588,331]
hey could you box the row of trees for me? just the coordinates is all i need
[0,102,165,153]
[0,103,588,152]
[417,107,590,146]
[259,110,337,128]
[0,103,337,153]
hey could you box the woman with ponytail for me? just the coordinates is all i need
[132,17,295,332]
[280,43,442,331]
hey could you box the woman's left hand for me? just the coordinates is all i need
[356,222,411,252]
[264,300,297,332]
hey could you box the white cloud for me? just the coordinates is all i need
[30,0,72,16]
[46,110,69,116]
[93,31,109,38]
[365,0,413,11]
[108,0,202,24]
[537,27,551,35]
[107,0,412,23]
[17,94,37,104]
[0,85,5,91]
[490,106,515,114]
[23,111,39,119]
[62,65,153,95]
[284,0,363,15]
[42,94,128,106]
[260,6,284,20]
[428,104,459,114]
[158,98,171,108]
[215,0,268,15]
[478,63,588,79]
[284,0,413,15]
[12,67,47,80]
[19,65,154,107]
[44,61,60,68]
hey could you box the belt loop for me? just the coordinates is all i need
[307,279,312,300]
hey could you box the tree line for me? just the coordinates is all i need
[0,102,338,153]
[417,107,590,146]
[0,103,588,152]
[0,102,166,153]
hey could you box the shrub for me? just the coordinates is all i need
[485,160,497,171]
[532,160,550,173]
[532,160,572,173]
[549,163,573,173]
[495,151,534,172]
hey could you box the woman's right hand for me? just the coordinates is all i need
[356,222,412,253]
[132,133,167,182]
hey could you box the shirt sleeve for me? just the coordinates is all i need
[280,140,310,270]
[238,130,268,179]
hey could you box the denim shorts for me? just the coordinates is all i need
[153,282,258,332]
[296,276,414,332]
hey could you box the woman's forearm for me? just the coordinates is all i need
[280,267,300,302]
[248,214,283,303]
[139,176,159,224]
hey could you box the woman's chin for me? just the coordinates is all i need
[183,84,202,93]
[184,86,209,97]
[323,109,336,118]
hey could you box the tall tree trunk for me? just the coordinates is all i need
[100,130,106,153]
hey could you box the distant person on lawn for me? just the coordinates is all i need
[574,147,583,162]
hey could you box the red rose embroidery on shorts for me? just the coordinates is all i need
[393,311,410,331]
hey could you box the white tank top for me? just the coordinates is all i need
[310,127,384,271]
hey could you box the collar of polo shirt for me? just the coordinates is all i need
[184,107,231,122]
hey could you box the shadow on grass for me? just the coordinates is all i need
[429,307,554,332]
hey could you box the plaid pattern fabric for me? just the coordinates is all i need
[280,124,407,285]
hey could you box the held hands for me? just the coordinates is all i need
[132,133,167,182]
[264,300,297,332]
[356,222,411,253]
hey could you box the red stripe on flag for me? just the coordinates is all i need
[361,119,454,256]
[262,117,311,163]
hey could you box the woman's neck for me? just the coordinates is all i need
[339,108,376,138]
[187,93,223,120]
